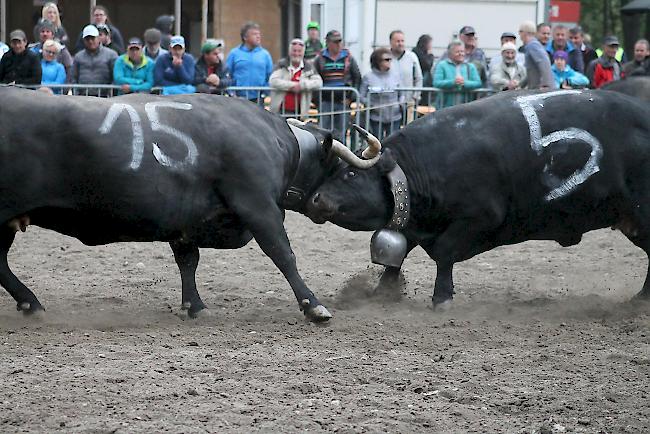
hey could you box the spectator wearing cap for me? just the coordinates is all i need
[153,35,196,95]
[595,36,627,64]
[40,39,66,89]
[433,40,482,108]
[226,21,273,101]
[33,2,68,48]
[622,39,650,77]
[113,37,154,94]
[269,38,322,118]
[304,22,324,60]
[389,30,422,123]
[143,28,168,61]
[551,50,588,89]
[75,5,124,54]
[72,24,118,95]
[29,20,74,82]
[97,24,122,55]
[0,30,42,85]
[587,36,624,88]
[194,39,231,94]
[569,26,597,70]
[490,42,526,91]
[312,29,361,142]
[518,20,554,89]
[490,32,525,70]
[545,24,584,73]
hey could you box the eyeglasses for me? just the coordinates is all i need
[381,58,392,62]
[128,46,141,51]
[44,50,57,55]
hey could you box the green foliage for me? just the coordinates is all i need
[579,0,624,46]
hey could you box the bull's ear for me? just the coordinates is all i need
[377,148,397,174]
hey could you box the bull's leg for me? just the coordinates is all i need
[0,228,44,314]
[421,221,500,308]
[622,234,650,299]
[239,204,331,322]
[169,240,207,317]
[374,239,418,296]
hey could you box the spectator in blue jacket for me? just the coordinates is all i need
[40,39,66,90]
[113,37,154,94]
[551,50,589,89]
[153,35,195,95]
[433,40,482,108]
[226,21,273,101]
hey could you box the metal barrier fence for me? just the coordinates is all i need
[18,83,494,150]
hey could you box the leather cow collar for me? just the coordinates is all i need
[283,124,321,210]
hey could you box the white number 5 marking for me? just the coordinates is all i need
[99,102,198,171]
[516,91,603,201]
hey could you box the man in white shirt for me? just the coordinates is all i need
[389,30,423,123]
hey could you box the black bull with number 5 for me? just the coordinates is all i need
[0,87,381,321]
[307,89,650,306]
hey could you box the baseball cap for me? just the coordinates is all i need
[500,32,516,40]
[553,50,569,61]
[144,28,162,44]
[326,30,342,42]
[96,23,111,34]
[201,38,223,53]
[128,37,143,47]
[82,24,99,38]
[501,42,517,52]
[9,29,27,41]
[603,35,620,46]
[459,26,475,36]
[170,35,185,48]
[307,21,320,31]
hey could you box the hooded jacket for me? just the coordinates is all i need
[113,53,155,92]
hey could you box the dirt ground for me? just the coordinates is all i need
[1,212,649,433]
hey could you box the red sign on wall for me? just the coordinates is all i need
[549,1,581,23]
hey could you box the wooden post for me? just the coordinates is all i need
[201,0,208,44]
[1,0,6,43]
[175,0,181,35]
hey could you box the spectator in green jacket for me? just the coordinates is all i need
[113,37,154,93]
[433,40,481,108]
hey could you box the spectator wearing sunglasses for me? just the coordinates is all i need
[113,37,154,94]
[40,39,66,89]
[359,47,403,140]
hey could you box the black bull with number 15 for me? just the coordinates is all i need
[0,87,383,321]
[307,89,650,307]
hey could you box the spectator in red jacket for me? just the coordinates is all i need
[586,35,623,88]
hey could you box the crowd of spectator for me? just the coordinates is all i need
[1,3,649,138]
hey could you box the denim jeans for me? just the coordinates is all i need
[319,100,349,143]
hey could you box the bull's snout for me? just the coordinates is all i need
[306,192,337,224]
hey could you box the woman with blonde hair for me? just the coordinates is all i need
[33,2,68,47]
[40,39,66,92]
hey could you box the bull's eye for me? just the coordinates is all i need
[345,171,356,179]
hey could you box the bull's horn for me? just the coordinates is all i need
[330,140,380,169]
[352,124,382,159]
[286,118,306,127]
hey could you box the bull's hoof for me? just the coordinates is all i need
[632,290,650,301]
[176,301,210,320]
[431,296,453,311]
[304,305,332,322]
[17,301,45,316]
